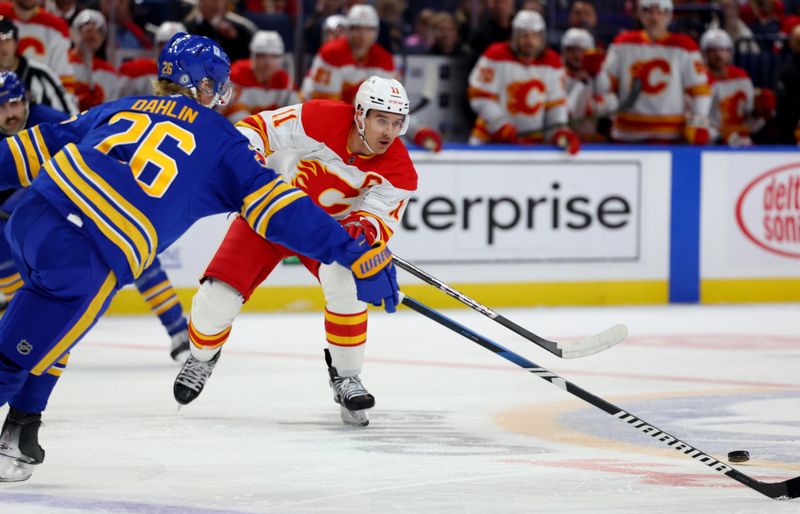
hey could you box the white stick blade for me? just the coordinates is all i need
[559,324,628,359]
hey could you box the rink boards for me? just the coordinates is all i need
[107,145,800,313]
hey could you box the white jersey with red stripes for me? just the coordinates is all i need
[118,57,157,97]
[224,60,299,123]
[68,50,120,111]
[467,42,568,143]
[599,30,711,142]
[0,3,73,90]
[707,65,755,142]
[235,100,417,242]
[300,37,396,104]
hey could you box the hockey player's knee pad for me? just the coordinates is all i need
[190,279,244,335]
[318,263,366,314]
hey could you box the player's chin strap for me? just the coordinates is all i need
[355,115,377,155]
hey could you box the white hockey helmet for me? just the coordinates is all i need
[346,4,379,29]
[700,28,733,51]
[354,76,410,139]
[71,9,106,45]
[324,14,347,33]
[512,10,546,34]
[249,30,284,56]
[155,21,187,45]
[638,0,673,11]
[561,28,594,50]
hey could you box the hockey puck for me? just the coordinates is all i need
[727,450,750,463]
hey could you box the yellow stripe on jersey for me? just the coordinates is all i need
[65,145,158,275]
[43,159,141,275]
[253,190,306,236]
[31,126,52,163]
[235,116,271,155]
[17,130,40,177]
[242,178,297,227]
[8,138,31,186]
[32,271,116,376]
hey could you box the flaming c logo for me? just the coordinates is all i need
[631,59,671,95]
[293,160,364,215]
[506,79,546,116]
[18,37,45,57]
[719,91,747,127]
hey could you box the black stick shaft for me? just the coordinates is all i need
[400,294,799,500]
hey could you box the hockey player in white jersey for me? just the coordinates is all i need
[174,76,417,427]
[596,0,712,143]
[223,30,299,123]
[560,28,618,141]
[467,10,580,153]
[701,28,775,146]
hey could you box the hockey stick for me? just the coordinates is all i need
[393,255,626,359]
[399,293,800,500]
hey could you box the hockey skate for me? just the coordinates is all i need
[173,351,220,405]
[325,349,374,427]
[0,407,45,482]
[169,329,190,363]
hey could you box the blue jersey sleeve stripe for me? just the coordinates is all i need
[32,271,116,376]
[7,138,30,186]
[253,190,306,237]
[44,157,144,276]
[64,145,158,271]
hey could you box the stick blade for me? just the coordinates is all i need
[559,324,628,359]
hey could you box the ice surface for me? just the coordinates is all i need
[1,303,799,513]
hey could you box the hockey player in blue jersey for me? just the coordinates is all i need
[0,70,193,362]
[0,33,400,482]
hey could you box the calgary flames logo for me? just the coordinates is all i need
[506,79,546,116]
[631,59,671,95]
[719,91,747,127]
[293,159,363,215]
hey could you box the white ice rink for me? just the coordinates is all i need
[1,302,799,513]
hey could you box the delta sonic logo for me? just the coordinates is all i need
[735,162,800,258]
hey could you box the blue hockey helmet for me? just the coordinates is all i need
[157,32,232,107]
[0,71,26,105]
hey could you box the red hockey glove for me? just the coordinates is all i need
[552,128,581,155]
[581,49,605,78]
[753,88,776,120]
[340,213,378,245]
[493,123,518,143]
[684,124,710,145]
[413,127,443,152]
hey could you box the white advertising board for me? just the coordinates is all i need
[391,150,672,283]
[701,152,800,279]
